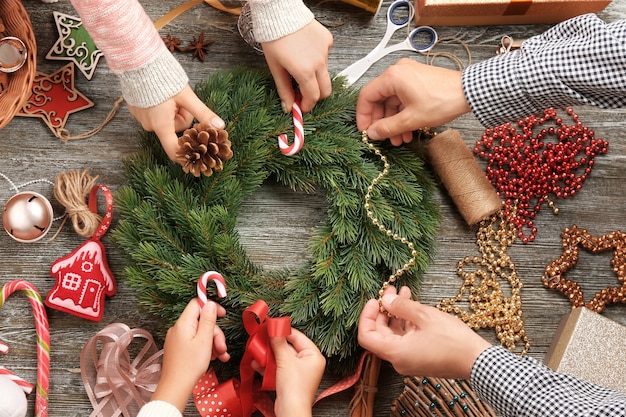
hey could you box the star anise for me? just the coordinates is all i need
[182,31,214,62]
[162,33,182,53]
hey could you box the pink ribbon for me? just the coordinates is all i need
[81,323,163,417]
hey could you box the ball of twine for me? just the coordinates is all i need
[53,170,102,238]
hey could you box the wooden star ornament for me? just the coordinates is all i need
[542,225,626,313]
[46,11,103,80]
[17,63,94,137]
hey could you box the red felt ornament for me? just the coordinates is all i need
[46,184,116,321]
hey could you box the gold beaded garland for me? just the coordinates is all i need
[362,131,418,310]
[437,205,530,355]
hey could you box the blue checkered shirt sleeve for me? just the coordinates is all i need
[462,13,626,127]
[469,346,626,416]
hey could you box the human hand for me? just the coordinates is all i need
[151,299,229,412]
[128,85,226,161]
[261,20,333,113]
[357,286,491,380]
[355,59,471,146]
[270,328,325,417]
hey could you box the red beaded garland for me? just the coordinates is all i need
[474,108,608,243]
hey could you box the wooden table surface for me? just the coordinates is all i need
[2,0,626,416]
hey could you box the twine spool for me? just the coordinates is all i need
[425,129,501,226]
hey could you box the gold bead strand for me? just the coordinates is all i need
[361,131,418,311]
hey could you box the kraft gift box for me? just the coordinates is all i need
[544,307,626,393]
[414,0,612,26]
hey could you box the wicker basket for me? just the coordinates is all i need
[0,0,37,130]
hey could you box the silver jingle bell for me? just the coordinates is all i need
[0,37,28,73]
[3,191,54,243]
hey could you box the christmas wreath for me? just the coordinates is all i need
[113,69,440,374]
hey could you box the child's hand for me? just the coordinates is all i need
[270,328,325,417]
[128,85,226,161]
[151,299,228,412]
[262,20,333,113]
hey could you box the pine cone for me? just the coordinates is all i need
[176,123,233,177]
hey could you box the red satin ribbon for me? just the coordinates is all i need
[193,300,369,417]
[239,300,291,417]
[193,300,290,417]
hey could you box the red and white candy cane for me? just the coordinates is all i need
[278,99,304,156]
[197,271,227,308]
[0,365,35,394]
[0,280,50,417]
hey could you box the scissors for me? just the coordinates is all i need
[336,0,438,86]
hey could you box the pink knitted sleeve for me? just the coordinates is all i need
[69,0,164,72]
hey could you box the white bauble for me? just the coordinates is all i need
[0,375,27,417]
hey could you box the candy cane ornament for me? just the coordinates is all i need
[277,99,304,156]
[0,365,35,394]
[0,280,50,417]
[197,271,227,309]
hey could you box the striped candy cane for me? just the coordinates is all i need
[278,99,304,156]
[197,271,227,309]
[0,280,50,417]
[0,365,35,394]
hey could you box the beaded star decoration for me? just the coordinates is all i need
[474,108,608,243]
[542,225,626,313]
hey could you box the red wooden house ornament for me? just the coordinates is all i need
[46,185,116,322]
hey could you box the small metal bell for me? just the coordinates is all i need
[0,37,28,73]
[3,191,54,243]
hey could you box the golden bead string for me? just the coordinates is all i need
[542,225,626,313]
[437,205,530,355]
[361,131,418,310]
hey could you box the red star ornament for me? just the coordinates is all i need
[17,63,94,137]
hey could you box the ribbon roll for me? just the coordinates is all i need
[277,99,304,156]
[0,280,50,417]
[81,323,163,417]
[197,271,227,308]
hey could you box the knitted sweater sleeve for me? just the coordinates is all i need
[462,14,626,128]
[248,0,315,43]
[69,0,188,108]
[136,400,182,417]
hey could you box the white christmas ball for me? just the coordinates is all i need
[0,375,27,417]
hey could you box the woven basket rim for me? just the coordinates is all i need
[0,0,37,130]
